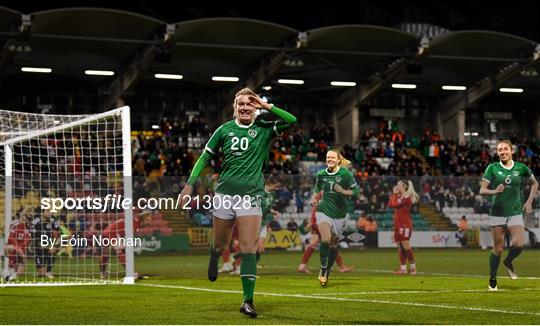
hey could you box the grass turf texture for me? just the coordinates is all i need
[1,248,539,324]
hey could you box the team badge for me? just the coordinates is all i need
[248,129,257,137]
[336,176,341,183]
[512,171,519,177]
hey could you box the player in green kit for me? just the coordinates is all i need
[257,175,281,258]
[180,88,296,318]
[310,149,359,286]
[479,140,538,291]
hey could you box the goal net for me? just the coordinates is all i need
[0,107,135,286]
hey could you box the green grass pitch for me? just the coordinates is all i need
[1,248,539,324]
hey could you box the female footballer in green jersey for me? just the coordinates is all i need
[180,88,296,317]
[479,140,538,291]
[310,149,359,286]
[258,175,281,255]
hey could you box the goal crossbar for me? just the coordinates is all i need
[0,107,128,147]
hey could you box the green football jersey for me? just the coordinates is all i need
[260,189,276,226]
[314,167,359,219]
[205,119,283,197]
[482,161,534,217]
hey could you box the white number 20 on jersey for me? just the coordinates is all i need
[231,136,249,151]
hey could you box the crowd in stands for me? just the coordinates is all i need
[266,124,335,174]
[132,117,539,182]
[352,123,540,178]
[132,117,338,177]
[132,116,210,177]
[128,117,538,226]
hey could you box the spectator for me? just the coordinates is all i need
[287,220,298,232]
[268,219,282,231]
[295,193,304,213]
[456,216,468,247]
[364,216,378,248]
[356,212,368,235]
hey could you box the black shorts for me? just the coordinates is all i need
[34,248,54,268]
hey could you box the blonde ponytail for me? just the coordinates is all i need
[340,157,351,167]
[329,148,352,167]
[403,180,420,204]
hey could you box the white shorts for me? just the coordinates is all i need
[259,225,268,238]
[300,233,311,244]
[212,193,262,220]
[316,212,347,237]
[489,215,524,227]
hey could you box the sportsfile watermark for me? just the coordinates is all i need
[40,194,254,212]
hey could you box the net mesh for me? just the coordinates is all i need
[1,108,131,285]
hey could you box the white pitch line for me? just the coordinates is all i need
[298,288,540,296]
[0,282,117,288]
[261,265,540,280]
[139,283,540,316]
[354,268,540,280]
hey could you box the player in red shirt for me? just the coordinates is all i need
[99,210,152,278]
[297,192,353,274]
[5,215,31,280]
[388,179,420,275]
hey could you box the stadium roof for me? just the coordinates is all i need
[1,5,539,102]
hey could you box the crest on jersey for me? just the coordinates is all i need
[513,171,519,177]
[248,129,257,138]
[336,176,341,183]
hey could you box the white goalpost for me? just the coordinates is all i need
[0,107,134,286]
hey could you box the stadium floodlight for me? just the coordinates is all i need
[21,67,52,73]
[155,73,183,80]
[85,70,115,76]
[212,76,239,82]
[0,107,135,287]
[392,83,416,89]
[278,79,304,85]
[262,86,272,91]
[152,125,160,130]
[330,81,356,87]
[442,85,466,91]
[499,87,524,93]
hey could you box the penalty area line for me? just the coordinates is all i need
[139,283,540,316]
